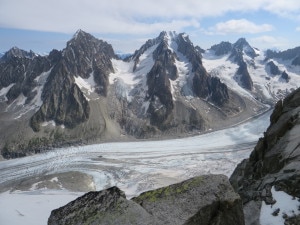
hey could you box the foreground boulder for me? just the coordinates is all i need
[48,186,154,225]
[230,87,300,224]
[48,174,244,225]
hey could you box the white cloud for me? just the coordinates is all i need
[0,0,299,35]
[263,0,300,20]
[207,19,273,35]
[296,27,300,31]
[251,35,289,50]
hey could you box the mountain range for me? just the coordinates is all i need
[0,30,299,158]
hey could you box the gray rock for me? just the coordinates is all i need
[48,175,244,225]
[133,174,244,225]
[48,186,155,225]
[230,87,300,224]
[243,200,261,225]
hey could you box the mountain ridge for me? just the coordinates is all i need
[1,30,299,158]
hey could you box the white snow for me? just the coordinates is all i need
[109,59,136,85]
[74,75,94,93]
[2,69,52,120]
[202,51,255,100]
[109,44,157,106]
[172,45,194,97]
[260,186,300,225]
[0,83,15,102]
[202,50,300,101]
[41,120,56,127]
[0,190,83,225]
[9,68,52,120]
[109,44,157,87]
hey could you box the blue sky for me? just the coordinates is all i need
[1,0,300,54]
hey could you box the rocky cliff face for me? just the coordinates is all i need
[48,175,244,225]
[230,87,300,224]
[30,30,115,131]
[0,47,51,104]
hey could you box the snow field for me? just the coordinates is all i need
[260,186,300,225]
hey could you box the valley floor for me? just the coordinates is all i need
[0,110,272,225]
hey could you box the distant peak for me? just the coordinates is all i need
[233,38,250,48]
[3,46,36,60]
[72,29,91,40]
[158,31,178,41]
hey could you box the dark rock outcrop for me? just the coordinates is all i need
[230,87,300,224]
[281,70,290,82]
[48,175,244,225]
[48,186,154,225]
[234,61,253,91]
[145,35,177,128]
[266,61,281,76]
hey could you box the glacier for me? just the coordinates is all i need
[0,109,271,225]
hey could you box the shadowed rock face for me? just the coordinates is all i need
[267,61,281,76]
[48,175,244,225]
[281,70,290,82]
[30,30,115,131]
[0,47,51,104]
[234,61,253,91]
[146,37,176,129]
[230,87,300,224]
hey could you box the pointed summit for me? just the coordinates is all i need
[65,30,115,62]
[68,29,96,46]
[72,29,90,40]
[233,38,258,58]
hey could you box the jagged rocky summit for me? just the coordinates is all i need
[230,87,300,224]
[48,174,244,225]
[0,30,265,158]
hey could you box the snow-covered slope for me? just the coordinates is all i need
[203,39,300,104]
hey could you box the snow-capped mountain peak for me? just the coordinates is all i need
[232,37,258,58]
[1,30,299,157]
